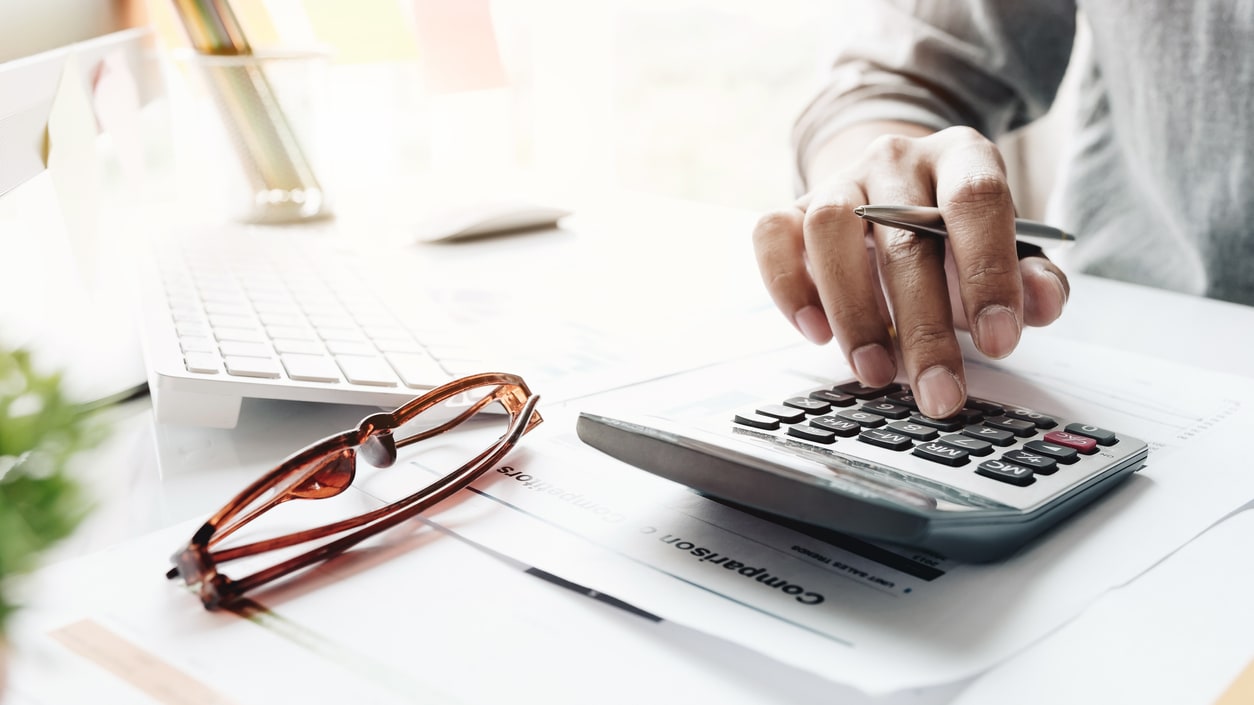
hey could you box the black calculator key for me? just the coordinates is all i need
[861,400,911,419]
[788,424,838,444]
[976,459,1036,486]
[938,434,994,456]
[887,421,939,441]
[858,428,914,451]
[1003,408,1058,428]
[953,408,985,424]
[908,413,965,432]
[961,424,1016,446]
[756,404,806,424]
[809,389,856,407]
[1065,422,1118,446]
[912,441,970,466]
[983,416,1037,437]
[964,397,1005,416]
[1002,448,1059,475]
[784,396,831,414]
[836,409,886,427]
[733,412,780,431]
[1023,439,1080,464]
[834,380,901,399]
[810,416,861,436]
[885,389,919,410]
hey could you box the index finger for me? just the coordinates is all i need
[930,128,1023,360]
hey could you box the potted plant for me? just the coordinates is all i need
[0,348,99,692]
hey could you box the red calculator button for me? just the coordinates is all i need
[1043,430,1098,454]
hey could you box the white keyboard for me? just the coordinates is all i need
[139,227,486,428]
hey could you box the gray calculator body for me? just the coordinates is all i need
[576,382,1149,562]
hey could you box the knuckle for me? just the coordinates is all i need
[802,198,858,234]
[897,319,954,353]
[877,231,935,271]
[943,170,1011,208]
[752,209,799,246]
[963,254,1018,290]
[864,133,916,163]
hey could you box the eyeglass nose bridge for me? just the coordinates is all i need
[358,412,399,467]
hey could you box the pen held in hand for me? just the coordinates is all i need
[854,205,1075,251]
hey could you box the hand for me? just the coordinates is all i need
[753,126,1070,419]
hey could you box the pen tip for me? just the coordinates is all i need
[853,205,866,217]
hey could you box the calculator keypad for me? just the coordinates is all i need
[733,380,1130,502]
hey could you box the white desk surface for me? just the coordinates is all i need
[6,193,1254,705]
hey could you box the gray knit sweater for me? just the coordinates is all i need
[794,0,1254,306]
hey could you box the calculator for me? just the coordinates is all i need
[576,379,1149,562]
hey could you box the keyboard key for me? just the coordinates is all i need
[1024,439,1080,464]
[1001,448,1059,475]
[908,413,964,432]
[219,341,273,358]
[335,356,399,387]
[886,421,939,441]
[784,396,832,414]
[912,441,969,466]
[860,400,911,419]
[281,354,342,383]
[858,428,913,451]
[809,415,861,436]
[836,409,886,427]
[964,397,1005,416]
[272,338,326,355]
[386,353,447,388]
[733,412,780,431]
[756,404,806,424]
[961,424,1016,446]
[1043,430,1098,454]
[179,336,216,354]
[808,389,856,406]
[983,415,1037,437]
[937,434,994,456]
[224,356,282,379]
[976,459,1035,486]
[213,326,267,343]
[788,424,838,444]
[1003,408,1058,428]
[885,389,919,410]
[1064,423,1118,446]
[835,381,900,399]
[326,340,377,356]
[266,325,318,341]
[183,353,221,374]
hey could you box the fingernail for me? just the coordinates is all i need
[851,343,895,388]
[974,305,1021,359]
[916,366,964,418]
[794,305,831,345]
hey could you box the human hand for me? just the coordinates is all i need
[754,126,1070,419]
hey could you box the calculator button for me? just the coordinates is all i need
[809,389,856,407]
[1023,440,1080,464]
[938,434,994,456]
[756,404,807,424]
[961,424,1016,446]
[952,408,985,424]
[976,459,1036,486]
[1001,448,1059,475]
[858,428,913,451]
[835,380,901,399]
[1042,430,1098,454]
[810,416,861,436]
[912,441,970,466]
[983,416,1037,437]
[836,409,886,427]
[885,389,919,410]
[887,421,939,441]
[733,412,780,431]
[860,400,911,419]
[908,414,965,432]
[1064,423,1118,446]
[964,397,1005,416]
[784,396,831,415]
[788,424,838,444]
[1003,408,1058,428]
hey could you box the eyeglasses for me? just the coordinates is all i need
[167,372,541,610]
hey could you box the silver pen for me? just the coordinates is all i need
[854,205,1074,250]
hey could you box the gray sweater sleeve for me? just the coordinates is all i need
[794,0,1077,193]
